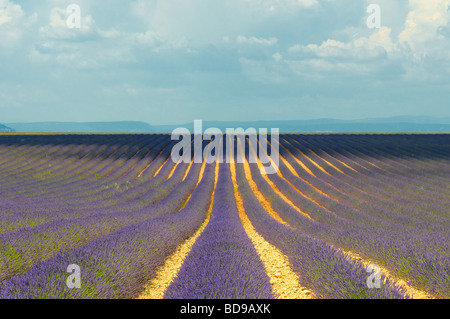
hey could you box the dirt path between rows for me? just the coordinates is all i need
[137,153,217,299]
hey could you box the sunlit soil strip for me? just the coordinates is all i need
[180,159,207,206]
[320,149,359,173]
[168,140,196,180]
[182,158,194,181]
[167,158,182,179]
[255,140,430,298]
[338,248,434,299]
[278,148,331,199]
[286,139,348,175]
[279,140,367,200]
[181,140,197,181]
[137,155,219,299]
[279,162,336,215]
[181,142,210,204]
[242,160,290,226]
[247,139,313,221]
[279,141,316,176]
[230,162,314,299]
[136,145,168,178]
[304,147,345,174]
[328,151,370,171]
[360,157,383,170]
[152,155,172,178]
[274,143,337,214]
[284,144,367,196]
[323,146,382,171]
[119,148,152,178]
[283,138,331,175]
[337,150,383,171]
[308,149,374,196]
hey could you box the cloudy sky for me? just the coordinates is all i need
[1,0,449,125]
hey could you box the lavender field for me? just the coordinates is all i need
[0,133,449,299]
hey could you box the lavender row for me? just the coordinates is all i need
[0,134,142,189]
[15,136,172,203]
[0,137,126,192]
[306,135,450,195]
[0,139,182,224]
[0,158,197,237]
[248,157,450,298]
[0,134,150,192]
[0,138,159,204]
[279,138,450,228]
[287,135,450,203]
[299,134,450,186]
[0,160,203,282]
[164,164,274,299]
[0,134,129,180]
[0,162,216,299]
[298,137,446,208]
[234,161,408,299]
[285,139,450,226]
[0,142,185,235]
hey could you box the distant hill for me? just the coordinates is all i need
[5,116,450,133]
[151,116,450,133]
[359,116,450,124]
[6,121,153,133]
[0,124,15,133]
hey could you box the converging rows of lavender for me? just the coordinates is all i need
[0,133,448,299]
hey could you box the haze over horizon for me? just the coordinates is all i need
[1,0,450,125]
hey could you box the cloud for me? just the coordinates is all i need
[290,27,397,60]
[134,30,161,46]
[272,52,283,61]
[237,35,278,46]
[243,0,318,10]
[39,7,110,41]
[398,0,450,58]
[0,0,25,50]
[0,0,22,26]
[1,0,449,124]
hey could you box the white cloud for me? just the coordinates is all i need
[283,0,444,78]
[237,35,278,46]
[0,0,22,26]
[399,0,450,59]
[128,0,318,46]
[0,0,24,50]
[39,7,97,40]
[1,0,450,123]
[285,58,374,78]
[273,52,283,61]
[134,30,161,46]
[289,27,397,62]
[243,0,318,10]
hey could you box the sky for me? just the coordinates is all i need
[0,0,449,125]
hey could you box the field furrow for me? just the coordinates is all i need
[0,133,448,299]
